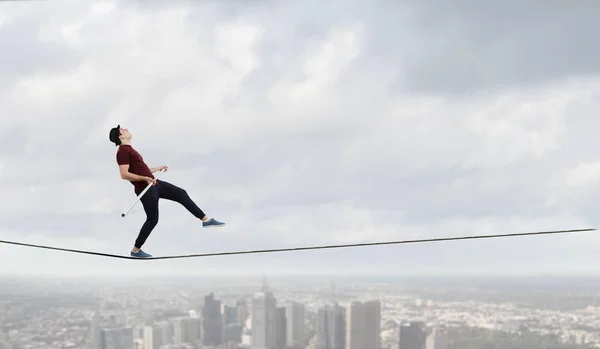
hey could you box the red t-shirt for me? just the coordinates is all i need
[116,145,154,193]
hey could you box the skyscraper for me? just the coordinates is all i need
[99,327,133,349]
[426,328,448,349]
[171,316,201,346]
[275,306,287,349]
[223,322,243,343]
[316,302,346,349]
[202,292,223,346]
[141,323,171,349]
[399,321,427,349]
[286,301,306,348]
[141,326,155,349]
[345,300,381,349]
[237,298,249,325]
[252,280,278,348]
[223,304,239,325]
[90,302,128,349]
[152,321,172,348]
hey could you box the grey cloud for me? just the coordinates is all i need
[357,1,600,95]
[200,151,551,223]
[0,2,87,93]
[181,0,600,96]
[180,119,559,219]
[0,94,121,185]
[0,125,28,158]
[1,0,600,276]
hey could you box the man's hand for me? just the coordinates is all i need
[150,165,169,173]
[145,177,157,186]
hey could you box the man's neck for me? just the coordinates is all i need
[120,141,132,146]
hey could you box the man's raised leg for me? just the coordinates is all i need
[157,180,225,227]
[131,186,160,258]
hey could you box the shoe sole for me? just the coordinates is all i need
[203,224,226,228]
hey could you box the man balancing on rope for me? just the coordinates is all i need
[109,125,225,258]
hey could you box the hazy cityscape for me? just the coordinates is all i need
[1,1,599,349]
[0,274,599,349]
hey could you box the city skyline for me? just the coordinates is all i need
[1,274,599,349]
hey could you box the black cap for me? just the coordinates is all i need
[109,125,121,146]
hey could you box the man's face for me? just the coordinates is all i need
[120,127,131,140]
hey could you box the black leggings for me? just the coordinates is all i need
[134,180,206,248]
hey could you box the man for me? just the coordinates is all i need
[109,125,225,258]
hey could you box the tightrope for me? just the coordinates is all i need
[0,228,594,260]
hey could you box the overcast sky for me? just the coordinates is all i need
[0,0,599,278]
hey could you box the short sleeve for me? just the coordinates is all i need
[116,148,130,165]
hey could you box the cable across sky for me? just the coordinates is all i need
[0,228,594,260]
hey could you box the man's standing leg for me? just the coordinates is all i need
[131,186,160,258]
[156,180,225,227]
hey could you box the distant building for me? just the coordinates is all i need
[171,316,201,346]
[426,328,448,349]
[316,302,346,349]
[223,304,239,325]
[252,279,278,349]
[276,306,287,349]
[99,327,133,349]
[203,292,223,346]
[286,301,306,348]
[399,321,427,349]
[346,300,381,349]
[237,298,249,325]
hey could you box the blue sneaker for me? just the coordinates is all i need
[203,218,225,228]
[130,250,152,258]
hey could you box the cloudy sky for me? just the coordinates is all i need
[0,0,599,278]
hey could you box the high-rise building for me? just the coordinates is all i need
[171,316,201,346]
[286,301,306,348]
[275,306,287,349]
[426,328,448,349]
[141,324,171,349]
[133,327,144,340]
[223,323,243,343]
[252,279,278,349]
[364,300,381,349]
[152,321,172,348]
[399,321,427,349]
[99,327,133,349]
[141,326,154,349]
[237,298,249,325]
[203,292,223,346]
[316,302,346,349]
[223,304,239,325]
[345,300,381,349]
[90,302,128,349]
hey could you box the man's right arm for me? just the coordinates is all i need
[116,149,151,183]
[119,164,150,182]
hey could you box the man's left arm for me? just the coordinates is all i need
[150,165,168,173]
